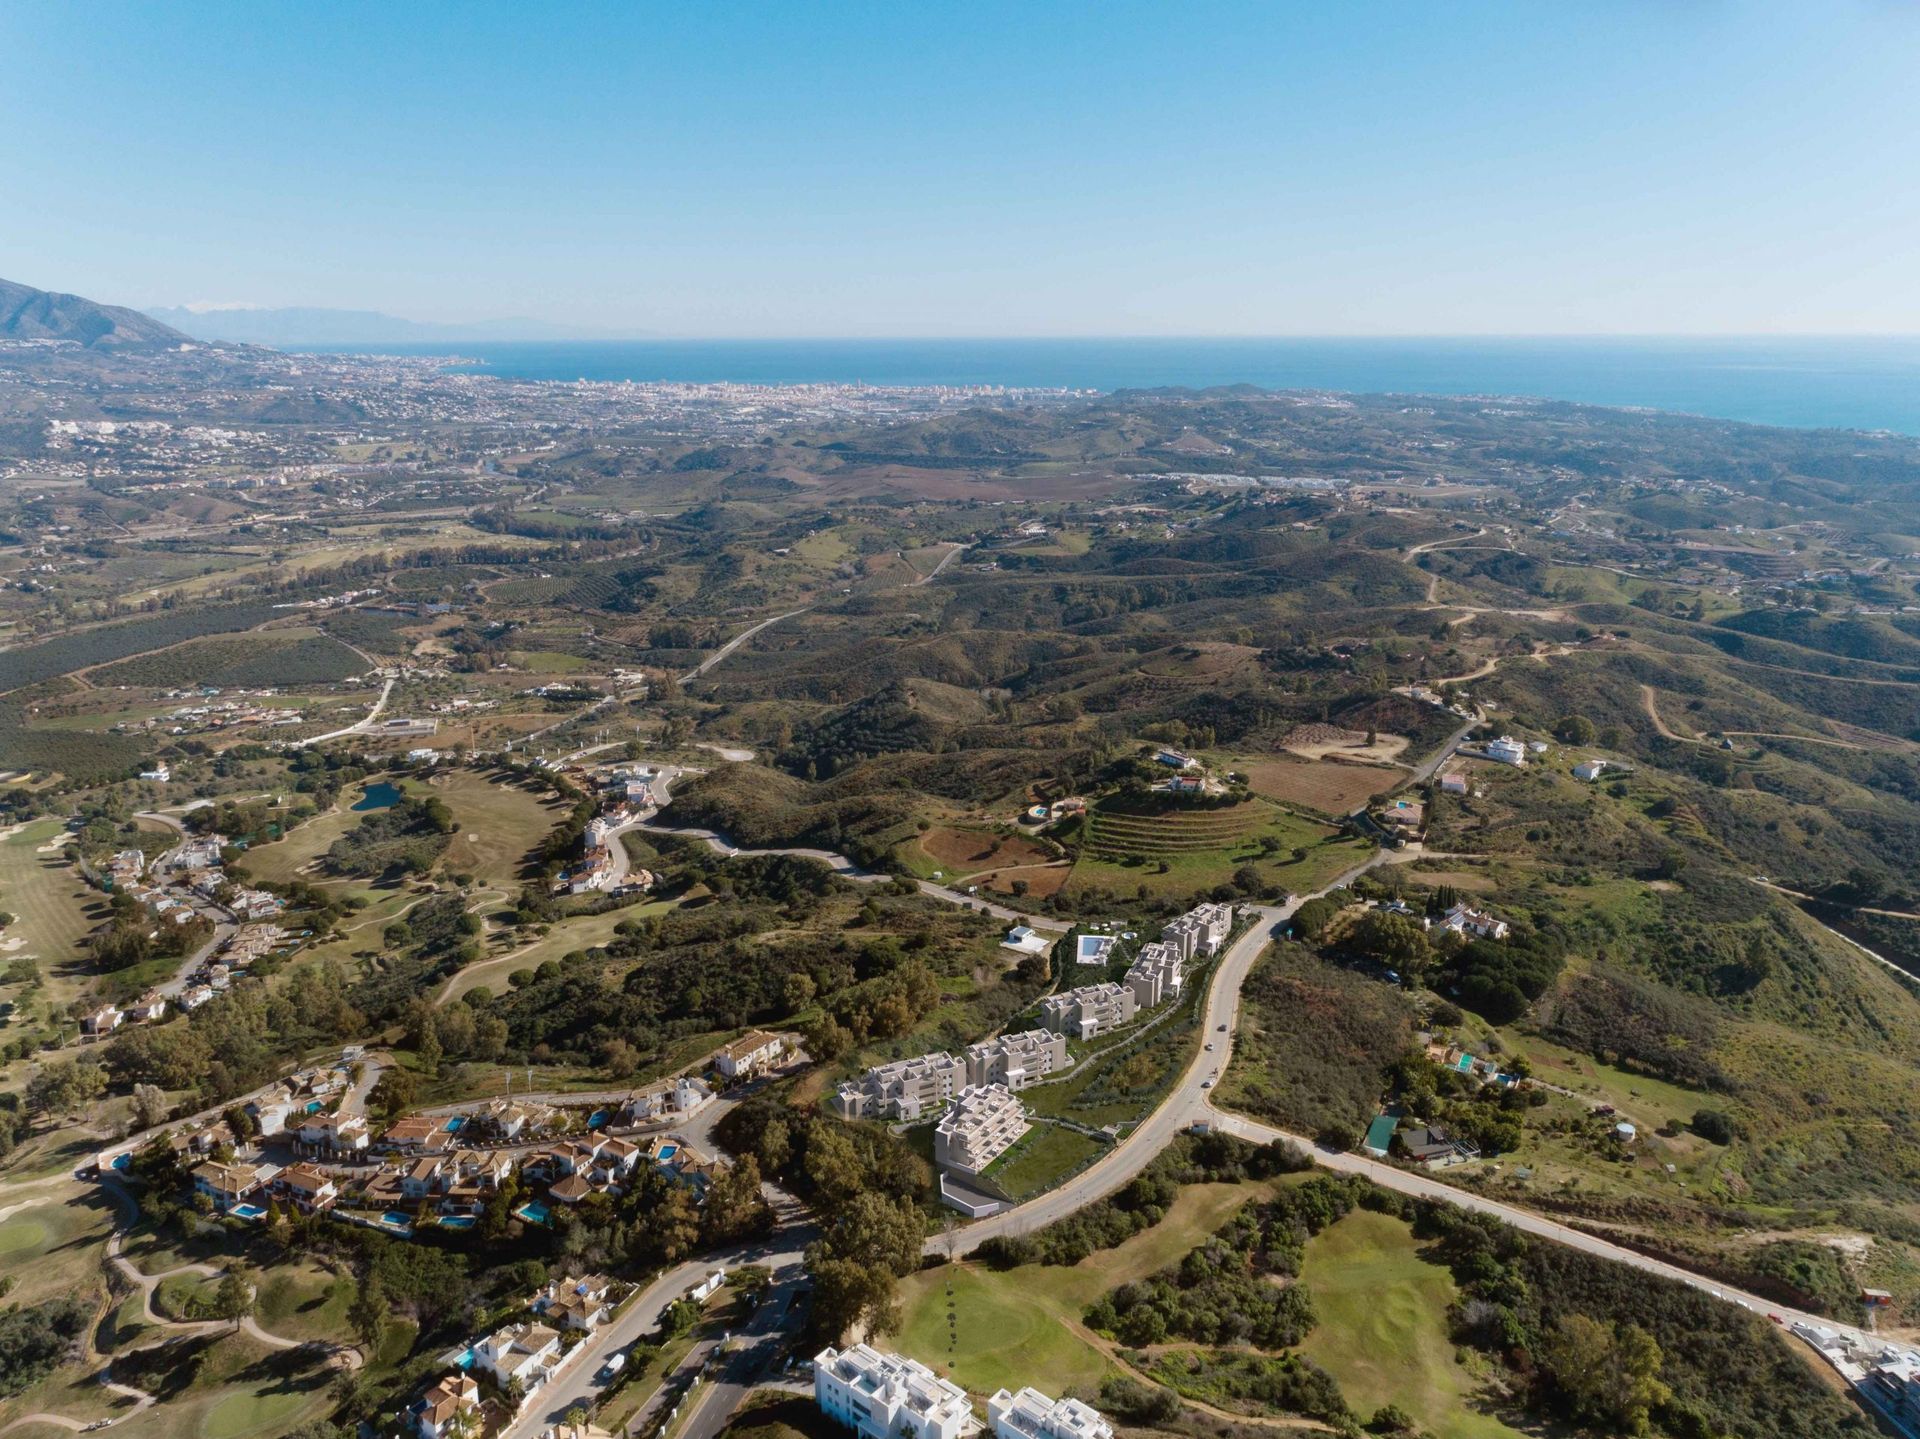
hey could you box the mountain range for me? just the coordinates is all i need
[1,277,188,347]
[143,304,635,346]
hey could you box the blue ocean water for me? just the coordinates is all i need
[296,337,1920,435]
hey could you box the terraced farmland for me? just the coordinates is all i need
[1065,798,1363,902]
[1082,801,1266,860]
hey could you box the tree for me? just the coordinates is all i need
[214,1267,256,1330]
[804,1191,924,1340]
[700,1156,771,1247]
[367,1067,418,1120]
[1349,910,1430,974]
[1553,714,1596,745]
[348,1276,390,1352]
[1539,1314,1671,1436]
[25,1059,105,1126]
[131,1083,169,1131]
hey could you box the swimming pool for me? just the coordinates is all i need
[655,1143,678,1162]
[444,1116,466,1132]
[230,1203,267,1221]
[586,1110,608,1129]
[380,1212,414,1233]
[438,1215,477,1230]
[110,1152,130,1171]
[513,1201,551,1226]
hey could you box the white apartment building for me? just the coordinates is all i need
[1124,942,1185,1009]
[814,1345,977,1439]
[716,1029,786,1079]
[965,1028,1069,1088]
[1485,735,1528,766]
[933,1084,1030,1176]
[988,1388,1114,1439]
[1039,982,1138,1041]
[833,1051,965,1121]
[1160,902,1233,961]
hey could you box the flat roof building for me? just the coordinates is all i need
[932,1084,1029,1176]
[1039,982,1137,1040]
[988,1388,1113,1439]
[814,1345,976,1439]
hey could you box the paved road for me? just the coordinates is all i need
[153,921,235,1000]
[680,608,810,684]
[674,1263,815,1439]
[1201,1108,1852,1342]
[296,672,398,748]
[502,1229,815,1439]
[912,542,968,586]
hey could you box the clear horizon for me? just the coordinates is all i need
[5,2,1917,337]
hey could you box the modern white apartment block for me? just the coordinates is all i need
[932,1084,1030,1175]
[965,1028,1069,1089]
[988,1388,1114,1439]
[832,1051,966,1121]
[1160,902,1233,961]
[1124,942,1185,1009]
[1039,982,1137,1040]
[814,1344,977,1439]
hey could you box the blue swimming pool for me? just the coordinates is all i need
[587,1109,608,1129]
[453,1349,476,1370]
[305,1100,324,1114]
[514,1201,551,1226]
[231,1203,267,1221]
[110,1152,130,1171]
[438,1215,477,1230]
[444,1116,466,1132]
[380,1211,413,1232]
[655,1143,678,1161]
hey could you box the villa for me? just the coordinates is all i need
[813,1345,975,1439]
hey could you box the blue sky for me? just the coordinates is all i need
[3,1,1916,336]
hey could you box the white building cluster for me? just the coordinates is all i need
[932,1084,1031,1176]
[813,1348,1113,1439]
[832,1029,1069,1120]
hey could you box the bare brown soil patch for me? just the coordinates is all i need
[979,862,1072,899]
[918,826,1051,876]
[1245,757,1401,814]
[1280,724,1410,762]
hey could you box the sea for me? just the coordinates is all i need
[295,336,1920,436]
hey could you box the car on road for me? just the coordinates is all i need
[1201,1079,1213,1089]
[1204,1042,1214,1051]
[1217,1023,1227,1031]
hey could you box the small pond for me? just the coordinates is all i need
[352,781,403,812]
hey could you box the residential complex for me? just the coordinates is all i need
[1039,982,1137,1040]
[988,1388,1114,1439]
[716,1029,786,1079]
[932,1084,1030,1176]
[1123,942,1184,1008]
[833,1029,1068,1120]
[814,1345,977,1439]
[1160,901,1233,960]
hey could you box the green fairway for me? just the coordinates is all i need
[1297,1209,1527,1439]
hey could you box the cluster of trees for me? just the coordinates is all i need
[105,965,366,1105]
[323,795,455,879]
[1085,1176,1355,1348]
[0,1296,91,1398]
[975,1133,1311,1268]
[1408,1188,1863,1439]
[87,891,214,975]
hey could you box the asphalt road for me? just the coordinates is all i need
[502,1228,815,1439]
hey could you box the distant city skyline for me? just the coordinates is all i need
[3,1,1917,338]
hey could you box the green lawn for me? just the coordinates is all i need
[0,1190,116,1308]
[1297,1210,1527,1439]
[981,1123,1107,1200]
[426,769,568,888]
[890,1180,1268,1394]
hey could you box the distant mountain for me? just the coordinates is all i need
[1,277,188,347]
[145,305,638,346]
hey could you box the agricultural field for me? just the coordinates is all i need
[85,630,367,689]
[1241,755,1404,816]
[1064,798,1361,901]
